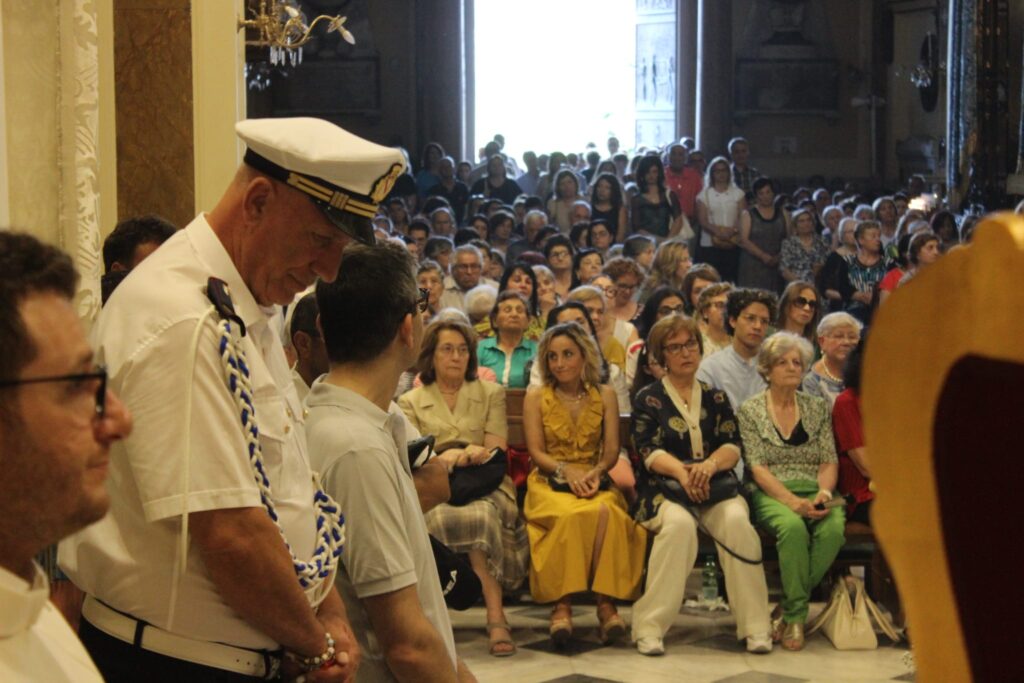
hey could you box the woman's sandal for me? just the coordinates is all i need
[549,606,573,647]
[486,621,517,657]
[770,604,784,643]
[597,602,627,644]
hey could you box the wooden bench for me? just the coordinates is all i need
[502,386,900,615]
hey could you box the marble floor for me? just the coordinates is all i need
[451,600,913,683]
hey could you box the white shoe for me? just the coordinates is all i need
[746,632,773,654]
[636,637,665,656]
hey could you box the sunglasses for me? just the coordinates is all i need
[792,296,818,310]
[415,288,430,313]
[0,364,108,418]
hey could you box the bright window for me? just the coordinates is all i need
[473,0,640,161]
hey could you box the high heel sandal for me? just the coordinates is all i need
[597,602,626,644]
[781,622,805,651]
[550,606,573,647]
[486,621,517,657]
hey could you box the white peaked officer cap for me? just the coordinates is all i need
[236,117,406,245]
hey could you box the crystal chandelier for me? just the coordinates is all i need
[238,0,355,67]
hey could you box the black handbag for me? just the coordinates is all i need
[429,535,482,610]
[445,445,508,506]
[655,469,740,508]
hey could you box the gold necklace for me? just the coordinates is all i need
[555,386,587,402]
[819,361,842,383]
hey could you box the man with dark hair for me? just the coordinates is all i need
[407,221,431,259]
[59,117,391,681]
[424,235,454,273]
[306,243,475,683]
[426,157,469,224]
[728,137,760,194]
[290,292,329,401]
[664,144,703,223]
[0,232,132,681]
[100,215,177,304]
[697,287,778,412]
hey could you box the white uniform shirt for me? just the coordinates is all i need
[696,185,746,248]
[304,380,457,681]
[60,215,328,649]
[0,563,103,682]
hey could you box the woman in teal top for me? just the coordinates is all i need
[477,291,538,388]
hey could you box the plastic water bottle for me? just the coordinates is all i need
[701,556,719,602]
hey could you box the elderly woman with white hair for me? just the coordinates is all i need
[738,332,843,652]
[802,312,863,407]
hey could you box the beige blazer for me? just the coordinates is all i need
[398,380,507,446]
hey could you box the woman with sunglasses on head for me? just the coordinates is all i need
[802,312,863,408]
[775,281,821,346]
[522,323,647,648]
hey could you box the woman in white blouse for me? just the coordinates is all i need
[696,156,747,284]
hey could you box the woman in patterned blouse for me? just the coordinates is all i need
[738,332,844,651]
[630,315,772,656]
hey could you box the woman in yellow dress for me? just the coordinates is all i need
[523,322,647,647]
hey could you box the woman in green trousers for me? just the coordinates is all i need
[738,331,845,651]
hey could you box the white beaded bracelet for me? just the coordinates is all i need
[286,632,336,673]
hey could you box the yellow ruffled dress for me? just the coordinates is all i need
[523,385,648,603]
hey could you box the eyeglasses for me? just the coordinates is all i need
[740,313,771,326]
[414,288,430,313]
[657,304,686,317]
[614,282,638,292]
[663,340,700,356]
[0,364,107,418]
[792,296,818,310]
[548,249,571,259]
[437,344,470,357]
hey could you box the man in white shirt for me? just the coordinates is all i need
[697,288,777,412]
[60,117,403,681]
[0,232,132,682]
[290,292,330,402]
[439,245,485,312]
[305,242,475,682]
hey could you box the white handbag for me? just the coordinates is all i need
[807,575,902,650]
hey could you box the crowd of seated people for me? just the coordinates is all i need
[308,135,973,659]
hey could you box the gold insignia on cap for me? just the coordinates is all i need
[370,163,405,204]
[329,191,350,211]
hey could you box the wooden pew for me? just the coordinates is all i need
[503,385,898,614]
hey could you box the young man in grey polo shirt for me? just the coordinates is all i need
[697,288,778,412]
[305,243,476,683]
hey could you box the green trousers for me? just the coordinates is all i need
[751,480,846,623]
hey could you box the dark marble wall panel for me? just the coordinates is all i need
[114,0,194,228]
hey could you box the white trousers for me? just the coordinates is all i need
[631,497,770,641]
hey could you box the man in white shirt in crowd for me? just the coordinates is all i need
[697,288,777,412]
[290,291,330,402]
[0,232,132,682]
[59,117,402,682]
[305,242,476,682]
[439,244,485,312]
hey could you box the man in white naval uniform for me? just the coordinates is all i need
[60,117,405,682]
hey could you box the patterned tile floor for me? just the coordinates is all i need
[450,600,914,683]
